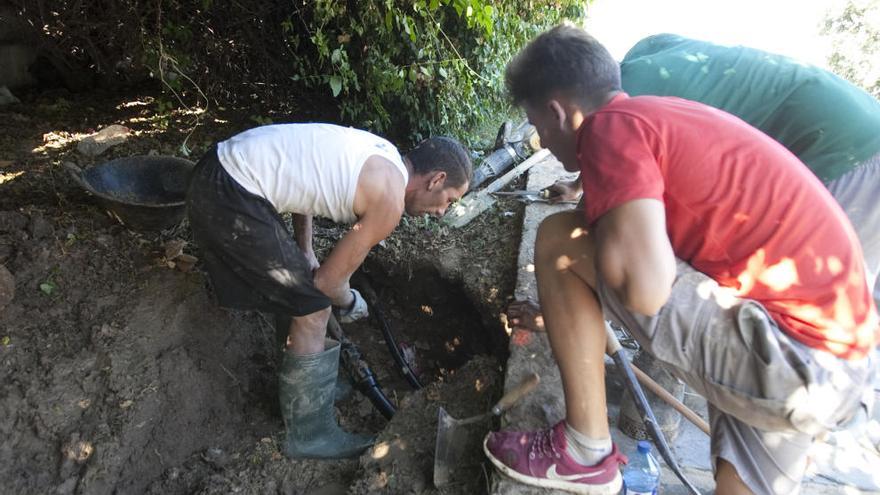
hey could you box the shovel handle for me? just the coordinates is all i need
[605,322,711,435]
[491,372,540,416]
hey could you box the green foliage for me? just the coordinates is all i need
[823,0,880,98]
[14,0,586,145]
[287,1,586,144]
[39,280,56,296]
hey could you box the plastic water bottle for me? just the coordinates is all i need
[622,440,661,494]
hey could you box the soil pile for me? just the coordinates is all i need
[0,89,524,494]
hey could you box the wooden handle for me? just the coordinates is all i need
[605,323,711,435]
[631,364,711,435]
[491,372,540,415]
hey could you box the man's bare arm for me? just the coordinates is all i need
[312,157,404,306]
[292,213,319,271]
[593,198,676,315]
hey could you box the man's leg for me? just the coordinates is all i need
[715,460,753,495]
[484,211,627,494]
[533,211,607,438]
[287,307,331,355]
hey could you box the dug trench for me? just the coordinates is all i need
[0,206,518,495]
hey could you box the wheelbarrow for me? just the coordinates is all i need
[64,155,194,231]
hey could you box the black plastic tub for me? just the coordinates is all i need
[65,155,194,231]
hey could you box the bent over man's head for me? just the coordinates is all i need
[405,136,473,188]
[403,136,472,217]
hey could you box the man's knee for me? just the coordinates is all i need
[535,211,590,262]
[715,459,754,495]
[291,306,331,335]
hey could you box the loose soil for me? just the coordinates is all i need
[0,88,528,494]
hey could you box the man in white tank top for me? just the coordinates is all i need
[186,123,471,459]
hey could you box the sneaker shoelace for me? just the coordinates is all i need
[529,428,562,460]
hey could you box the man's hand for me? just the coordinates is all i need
[506,299,546,332]
[545,178,583,204]
[336,288,369,323]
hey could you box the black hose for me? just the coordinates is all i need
[338,341,396,419]
[358,281,423,390]
[326,314,397,419]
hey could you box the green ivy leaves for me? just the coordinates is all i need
[289,0,585,145]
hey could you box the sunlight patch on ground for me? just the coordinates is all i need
[116,99,153,109]
[0,171,24,184]
[31,130,89,154]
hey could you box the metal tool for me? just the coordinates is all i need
[470,120,541,190]
[433,372,540,487]
[491,189,579,205]
[445,148,551,228]
[605,323,702,495]
[491,189,551,199]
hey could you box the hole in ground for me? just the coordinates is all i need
[345,260,507,394]
[269,259,508,420]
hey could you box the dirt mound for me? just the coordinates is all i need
[1,232,275,494]
[352,355,503,495]
[1,89,524,495]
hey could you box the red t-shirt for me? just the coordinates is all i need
[578,93,878,359]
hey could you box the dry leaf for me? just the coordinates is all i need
[163,239,186,259]
[174,253,198,272]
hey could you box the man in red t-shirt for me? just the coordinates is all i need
[483,25,879,495]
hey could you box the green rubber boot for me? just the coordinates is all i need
[279,339,374,459]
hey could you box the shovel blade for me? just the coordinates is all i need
[434,406,480,487]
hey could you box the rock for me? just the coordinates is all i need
[201,447,230,469]
[76,124,131,157]
[163,239,186,259]
[0,86,20,106]
[28,214,54,240]
[0,243,12,264]
[0,264,13,310]
[311,482,347,495]
[0,211,27,233]
[54,477,78,495]
[173,253,198,273]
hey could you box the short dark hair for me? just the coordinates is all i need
[405,136,472,188]
[505,23,621,107]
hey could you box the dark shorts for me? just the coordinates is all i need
[186,147,330,316]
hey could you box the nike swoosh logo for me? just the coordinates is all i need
[545,463,604,481]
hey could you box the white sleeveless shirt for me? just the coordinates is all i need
[216,123,407,224]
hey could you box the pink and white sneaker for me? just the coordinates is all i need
[483,421,627,494]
